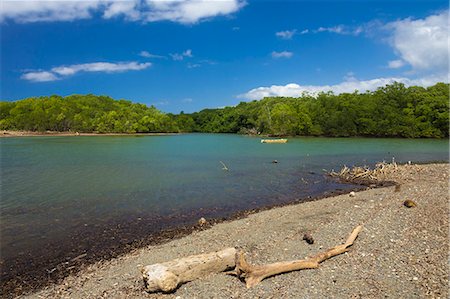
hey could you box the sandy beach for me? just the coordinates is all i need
[16,163,449,298]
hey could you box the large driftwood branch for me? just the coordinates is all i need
[141,247,236,293]
[234,225,363,288]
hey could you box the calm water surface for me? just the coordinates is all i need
[0,134,448,283]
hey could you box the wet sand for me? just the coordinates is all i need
[1,181,368,298]
[16,163,448,299]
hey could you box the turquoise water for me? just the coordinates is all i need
[0,134,448,283]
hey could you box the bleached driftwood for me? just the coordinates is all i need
[233,225,363,288]
[141,247,236,292]
[329,162,399,183]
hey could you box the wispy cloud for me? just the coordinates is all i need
[21,61,151,82]
[187,63,201,69]
[239,74,448,100]
[293,10,448,75]
[275,29,297,40]
[182,98,193,103]
[170,49,193,61]
[139,51,166,59]
[271,51,293,59]
[21,71,59,82]
[152,100,169,106]
[314,25,363,35]
[1,0,246,24]
[387,60,405,69]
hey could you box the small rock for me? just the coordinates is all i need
[349,191,356,197]
[198,217,208,226]
[303,233,314,244]
[403,199,417,208]
[272,160,278,164]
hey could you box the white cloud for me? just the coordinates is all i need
[170,53,184,61]
[170,49,193,61]
[182,98,193,103]
[21,61,151,82]
[145,0,245,24]
[187,63,201,68]
[20,71,59,82]
[386,10,449,72]
[239,74,448,100]
[300,29,309,35]
[271,51,293,59]
[139,51,165,59]
[0,0,106,23]
[314,25,363,35]
[183,49,193,57]
[317,25,344,34]
[275,29,297,40]
[0,0,246,24]
[103,1,140,21]
[387,59,405,69]
[52,61,150,74]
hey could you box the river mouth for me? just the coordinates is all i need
[1,177,376,298]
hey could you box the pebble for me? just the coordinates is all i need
[198,217,207,226]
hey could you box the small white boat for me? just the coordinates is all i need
[260,139,288,144]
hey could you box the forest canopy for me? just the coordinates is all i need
[1,82,448,138]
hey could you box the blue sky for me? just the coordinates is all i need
[1,0,448,113]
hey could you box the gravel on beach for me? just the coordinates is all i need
[23,163,449,299]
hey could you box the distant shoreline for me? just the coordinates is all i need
[2,130,449,139]
[0,130,179,137]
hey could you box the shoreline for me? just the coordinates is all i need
[2,130,449,139]
[4,163,448,298]
[0,130,179,137]
[1,180,374,298]
[23,163,448,298]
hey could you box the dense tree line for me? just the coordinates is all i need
[0,82,448,137]
[0,94,177,133]
[178,82,449,138]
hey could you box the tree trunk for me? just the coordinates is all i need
[141,247,237,293]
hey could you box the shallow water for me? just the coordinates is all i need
[0,134,448,288]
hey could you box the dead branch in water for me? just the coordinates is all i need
[329,162,400,184]
[219,161,229,171]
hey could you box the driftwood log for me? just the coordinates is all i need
[141,225,363,292]
[141,247,236,292]
[233,225,363,287]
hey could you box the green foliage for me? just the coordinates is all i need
[184,82,449,138]
[0,94,178,133]
[0,82,448,137]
